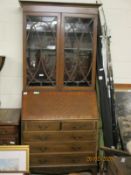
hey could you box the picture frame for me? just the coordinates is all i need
[115,88,131,150]
[0,173,28,175]
[0,146,29,173]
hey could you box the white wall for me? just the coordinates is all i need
[0,0,22,108]
[0,0,131,108]
[101,0,131,84]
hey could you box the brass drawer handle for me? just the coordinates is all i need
[39,159,47,164]
[40,147,48,152]
[72,126,78,129]
[42,136,48,141]
[37,136,48,141]
[72,126,83,129]
[71,146,81,151]
[38,125,48,130]
[71,159,78,163]
[0,130,7,134]
[72,136,82,140]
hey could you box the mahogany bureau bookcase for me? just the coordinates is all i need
[20,1,101,173]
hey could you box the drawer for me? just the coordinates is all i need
[24,141,96,153]
[23,131,96,142]
[30,152,95,166]
[62,121,97,130]
[0,136,17,145]
[0,126,17,135]
[23,121,60,131]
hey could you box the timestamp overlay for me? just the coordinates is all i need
[86,156,114,162]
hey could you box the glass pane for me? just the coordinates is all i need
[64,17,94,87]
[26,16,57,86]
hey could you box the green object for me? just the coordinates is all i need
[96,79,105,157]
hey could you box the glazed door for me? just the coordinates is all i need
[24,13,60,89]
[61,14,97,90]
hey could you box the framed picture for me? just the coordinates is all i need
[0,173,28,175]
[0,145,29,173]
[115,88,131,150]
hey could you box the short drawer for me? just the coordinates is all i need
[0,136,17,145]
[62,121,97,130]
[25,141,96,153]
[23,131,96,142]
[30,152,95,166]
[0,126,17,135]
[23,121,60,131]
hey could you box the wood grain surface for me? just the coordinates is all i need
[22,91,98,120]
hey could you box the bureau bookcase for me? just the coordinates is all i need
[20,1,100,174]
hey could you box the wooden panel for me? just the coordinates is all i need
[107,157,131,175]
[21,2,100,15]
[0,109,20,125]
[114,84,131,90]
[24,141,96,153]
[22,91,98,120]
[30,165,97,175]
[108,163,118,175]
[62,120,97,130]
[0,136,17,145]
[30,152,95,166]
[107,165,115,175]
[23,131,96,142]
[0,126,17,135]
[24,121,60,131]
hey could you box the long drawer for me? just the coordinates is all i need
[23,131,96,142]
[0,136,18,145]
[30,152,95,166]
[24,141,96,153]
[0,126,17,135]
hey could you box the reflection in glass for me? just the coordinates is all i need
[64,17,94,87]
[26,16,57,86]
